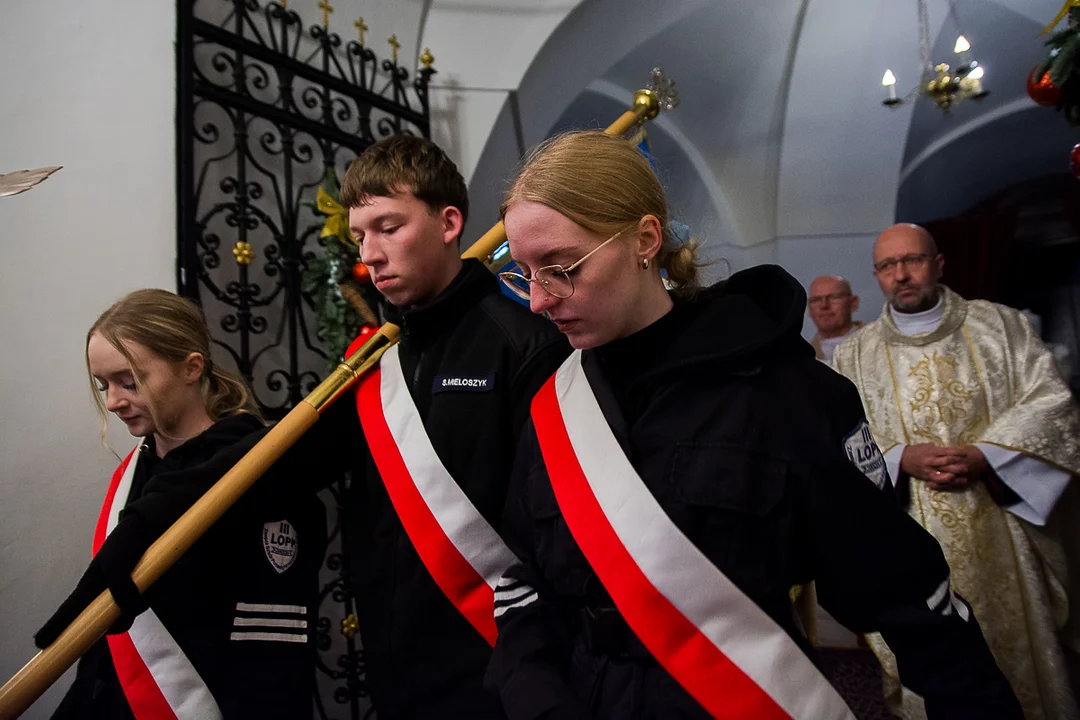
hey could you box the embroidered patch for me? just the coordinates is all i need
[843,419,889,490]
[432,374,495,393]
[262,520,298,574]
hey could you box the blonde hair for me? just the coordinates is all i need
[501,130,702,292]
[87,289,263,444]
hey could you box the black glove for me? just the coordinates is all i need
[34,514,152,649]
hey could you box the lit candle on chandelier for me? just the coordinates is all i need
[882,69,898,101]
[966,65,984,94]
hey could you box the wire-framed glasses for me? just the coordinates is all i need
[498,225,633,301]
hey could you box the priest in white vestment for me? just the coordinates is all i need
[833,223,1080,720]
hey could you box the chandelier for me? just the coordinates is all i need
[881,0,988,111]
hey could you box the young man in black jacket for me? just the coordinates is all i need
[315,135,569,718]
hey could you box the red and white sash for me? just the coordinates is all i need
[355,344,518,646]
[531,351,854,720]
[94,447,222,720]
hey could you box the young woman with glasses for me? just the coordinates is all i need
[484,131,1021,719]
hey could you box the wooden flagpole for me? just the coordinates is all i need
[0,81,672,719]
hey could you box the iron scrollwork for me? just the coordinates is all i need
[176,2,434,716]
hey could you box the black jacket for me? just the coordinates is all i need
[200,259,570,719]
[49,413,325,720]
[486,265,1022,720]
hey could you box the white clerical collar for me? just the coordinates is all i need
[819,325,858,364]
[890,292,945,336]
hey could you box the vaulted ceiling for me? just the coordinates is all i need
[417,0,1071,271]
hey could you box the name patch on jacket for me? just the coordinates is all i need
[843,419,889,490]
[432,374,495,393]
[263,520,298,573]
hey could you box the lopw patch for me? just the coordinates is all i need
[843,419,889,490]
[262,520,298,574]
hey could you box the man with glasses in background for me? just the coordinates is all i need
[807,274,862,364]
[833,223,1080,720]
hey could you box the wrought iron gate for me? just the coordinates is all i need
[175,2,434,716]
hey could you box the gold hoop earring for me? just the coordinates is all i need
[641,257,650,270]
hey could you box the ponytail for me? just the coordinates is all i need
[203,362,263,422]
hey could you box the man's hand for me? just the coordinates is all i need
[930,445,990,491]
[901,444,967,488]
[901,444,990,491]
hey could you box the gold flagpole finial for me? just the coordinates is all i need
[388,33,401,64]
[354,16,368,44]
[317,0,333,27]
[420,48,435,69]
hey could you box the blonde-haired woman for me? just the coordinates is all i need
[486,132,1021,719]
[37,289,324,720]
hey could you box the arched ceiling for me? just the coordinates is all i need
[457,0,1071,259]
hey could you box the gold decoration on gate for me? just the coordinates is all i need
[341,613,360,638]
[233,241,256,265]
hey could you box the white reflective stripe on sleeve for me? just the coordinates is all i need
[493,593,538,618]
[230,631,308,643]
[927,577,950,611]
[494,586,534,603]
[951,594,971,622]
[233,617,309,629]
[235,602,307,614]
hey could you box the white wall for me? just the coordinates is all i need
[0,1,177,715]
[423,0,584,184]
[776,234,883,341]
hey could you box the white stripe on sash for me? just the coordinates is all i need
[128,611,222,717]
[104,445,222,720]
[553,351,853,719]
[378,344,518,590]
[101,448,140,556]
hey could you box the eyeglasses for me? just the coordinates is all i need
[498,225,634,301]
[808,293,852,308]
[874,253,933,274]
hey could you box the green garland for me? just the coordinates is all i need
[301,169,380,371]
[1038,7,1080,125]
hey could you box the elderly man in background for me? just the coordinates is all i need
[833,223,1080,720]
[807,275,862,363]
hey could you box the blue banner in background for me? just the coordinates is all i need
[491,240,529,306]
[627,126,659,173]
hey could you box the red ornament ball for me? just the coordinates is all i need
[1071,144,1080,179]
[1027,67,1061,106]
[351,262,371,284]
[358,324,375,339]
